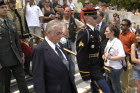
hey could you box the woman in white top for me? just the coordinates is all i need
[131,29,140,93]
[103,24,126,93]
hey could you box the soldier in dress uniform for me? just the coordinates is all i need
[6,0,32,76]
[76,9,110,93]
[0,1,29,93]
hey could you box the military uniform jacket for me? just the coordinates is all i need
[76,25,104,81]
[0,19,23,66]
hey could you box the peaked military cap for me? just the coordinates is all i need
[83,9,98,19]
[0,1,6,6]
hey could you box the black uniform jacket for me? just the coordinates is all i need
[76,25,104,81]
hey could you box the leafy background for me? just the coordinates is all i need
[81,0,140,11]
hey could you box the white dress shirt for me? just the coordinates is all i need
[45,37,67,60]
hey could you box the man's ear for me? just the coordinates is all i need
[46,30,51,35]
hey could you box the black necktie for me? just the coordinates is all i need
[4,20,8,28]
[55,45,69,70]
[96,24,99,31]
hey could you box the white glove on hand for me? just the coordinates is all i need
[84,80,91,84]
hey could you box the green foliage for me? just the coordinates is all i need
[109,0,140,11]
[81,0,140,11]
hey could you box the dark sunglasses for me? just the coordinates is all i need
[121,24,127,26]
[85,2,90,4]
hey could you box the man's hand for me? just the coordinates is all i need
[0,64,2,70]
[104,53,111,59]
[21,56,25,64]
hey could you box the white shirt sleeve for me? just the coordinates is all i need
[38,7,44,17]
[116,40,126,57]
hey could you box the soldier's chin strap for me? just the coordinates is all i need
[30,32,77,56]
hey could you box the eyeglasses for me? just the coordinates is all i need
[45,2,50,3]
[55,32,63,36]
[85,2,90,4]
[113,16,116,17]
[121,24,127,26]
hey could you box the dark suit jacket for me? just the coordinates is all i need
[0,19,23,66]
[32,40,77,93]
[99,21,108,54]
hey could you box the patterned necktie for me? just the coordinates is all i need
[96,24,99,31]
[55,45,69,70]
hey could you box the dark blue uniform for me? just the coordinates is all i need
[76,25,110,93]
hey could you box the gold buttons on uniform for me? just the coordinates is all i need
[90,35,94,38]
[91,45,95,48]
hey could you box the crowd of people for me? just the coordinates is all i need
[0,0,140,93]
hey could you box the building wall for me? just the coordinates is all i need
[106,10,140,26]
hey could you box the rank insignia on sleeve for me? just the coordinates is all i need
[0,36,2,40]
[79,41,84,47]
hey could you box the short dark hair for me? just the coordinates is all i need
[122,19,131,27]
[56,11,64,20]
[108,24,120,38]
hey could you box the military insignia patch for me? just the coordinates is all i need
[79,41,84,47]
[91,45,94,48]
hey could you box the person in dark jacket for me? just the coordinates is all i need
[0,1,29,93]
[32,20,77,93]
